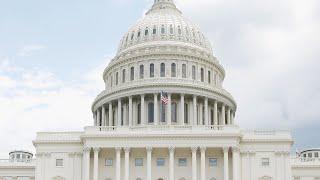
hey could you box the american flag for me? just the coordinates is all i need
[161,91,169,105]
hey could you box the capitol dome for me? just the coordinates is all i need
[92,0,237,130]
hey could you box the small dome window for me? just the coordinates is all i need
[161,25,165,34]
[131,32,135,40]
[137,30,141,38]
[145,28,149,36]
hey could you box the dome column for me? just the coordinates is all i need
[129,96,133,126]
[227,107,231,125]
[154,94,159,125]
[221,104,226,125]
[204,98,209,125]
[214,100,218,127]
[167,93,172,125]
[193,95,197,125]
[117,99,122,127]
[109,103,113,126]
[180,94,185,125]
[141,94,145,125]
[102,105,106,126]
[97,108,101,126]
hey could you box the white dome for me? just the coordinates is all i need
[117,0,212,55]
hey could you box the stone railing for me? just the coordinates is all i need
[84,125,239,133]
[291,157,320,166]
[0,159,35,166]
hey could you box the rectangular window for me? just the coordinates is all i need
[209,158,218,167]
[150,64,155,78]
[135,158,143,166]
[178,158,187,166]
[308,153,312,158]
[182,64,187,78]
[157,158,165,166]
[192,66,196,80]
[56,159,63,167]
[116,72,119,85]
[261,158,270,167]
[130,67,135,81]
[315,152,319,158]
[105,158,113,166]
[122,69,126,83]
[208,71,211,83]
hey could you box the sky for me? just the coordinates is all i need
[0,0,319,158]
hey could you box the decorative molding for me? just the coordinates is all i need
[191,146,198,153]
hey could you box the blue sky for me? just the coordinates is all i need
[0,0,320,158]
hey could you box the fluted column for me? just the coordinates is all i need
[118,99,122,126]
[94,111,97,126]
[154,94,158,125]
[200,147,206,180]
[115,147,121,180]
[180,94,185,125]
[199,103,203,125]
[124,148,130,180]
[232,147,240,180]
[169,147,175,180]
[109,103,113,126]
[97,108,101,126]
[167,93,172,125]
[221,104,225,125]
[93,148,100,180]
[223,147,229,180]
[204,98,208,125]
[214,100,218,126]
[83,147,91,180]
[191,147,198,180]
[227,107,231,125]
[129,96,133,126]
[147,147,152,180]
[102,106,106,126]
[141,94,145,125]
[231,111,234,125]
[193,95,197,125]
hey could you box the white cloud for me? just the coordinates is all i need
[18,44,46,57]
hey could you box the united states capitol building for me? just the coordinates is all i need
[0,0,319,180]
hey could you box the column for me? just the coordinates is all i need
[154,94,158,125]
[102,106,106,126]
[147,147,152,180]
[141,94,145,125]
[200,147,206,180]
[118,99,122,126]
[180,94,185,125]
[97,108,101,126]
[232,147,240,180]
[223,147,229,180]
[250,152,256,180]
[221,104,225,125]
[93,148,100,180]
[129,96,133,126]
[230,111,234,125]
[124,148,130,180]
[214,100,218,126]
[109,103,113,126]
[191,147,198,180]
[204,98,208,126]
[199,103,203,125]
[83,147,91,180]
[167,93,172,125]
[193,95,197,125]
[227,107,231,125]
[115,147,121,180]
[169,147,175,180]
[94,111,97,126]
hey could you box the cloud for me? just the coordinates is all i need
[18,44,46,57]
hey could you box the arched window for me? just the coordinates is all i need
[137,30,141,38]
[116,72,119,85]
[150,63,154,78]
[171,63,176,77]
[160,63,166,77]
[130,67,135,81]
[201,68,204,82]
[182,64,187,78]
[184,103,188,124]
[178,26,182,35]
[170,24,174,34]
[208,70,211,83]
[145,27,149,36]
[161,25,165,34]
[153,26,157,35]
[122,69,126,83]
[148,103,154,123]
[131,32,135,40]
[140,65,144,79]
[137,104,141,125]
[171,102,177,123]
[192,65,196,80]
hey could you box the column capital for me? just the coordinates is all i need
[124,147,131,153]
[93,147,101,153]
[200,146,206,152]
[115,147,122,152]
[83,147,91,153]
[141,94,145,98]
[232,146,240,153]
[168,146,175,153]
[223,147,229,153]
[146,147,153,152]
[181,93,185,97]
[191,146,198,153]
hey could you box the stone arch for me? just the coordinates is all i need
[52,176,66,180]
[259,176,272,180]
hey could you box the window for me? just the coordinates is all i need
[135,158,143,166]
[56,159,63,167]
[145,27,149,36]
[17,154,20,159]
[210,110,214,125]
[110,75,113,87]
[201,68,204,82]
[150,63,154,78]
[22,154,26,159]
[170,25,174,34]
[137,104,141,124]
[160,63,166,77]
[140,65,144,79]
[116,72,119,85]
[308,153,312,158]
[105,158,113,166]
[184,103,188,123]
[137,31,141,38]
[171,63,176,77]
[161,25,165,34]
[153,26,157,35]
[192,66,196,80]
[171,102,177,123]
[157,158,165,166]
[148,103,154,123]
[131,32,135,40]
[161,103,166,122]
[315,152,319,158]
[130,67,135,81]
[182,64,187,78]
[122,69,126,83]
[208,71,211,83]
[303,154,307,158]
[209,158,218,167]
[178,158,187,166]
[178,26,182,35]
[261,158,270,167]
